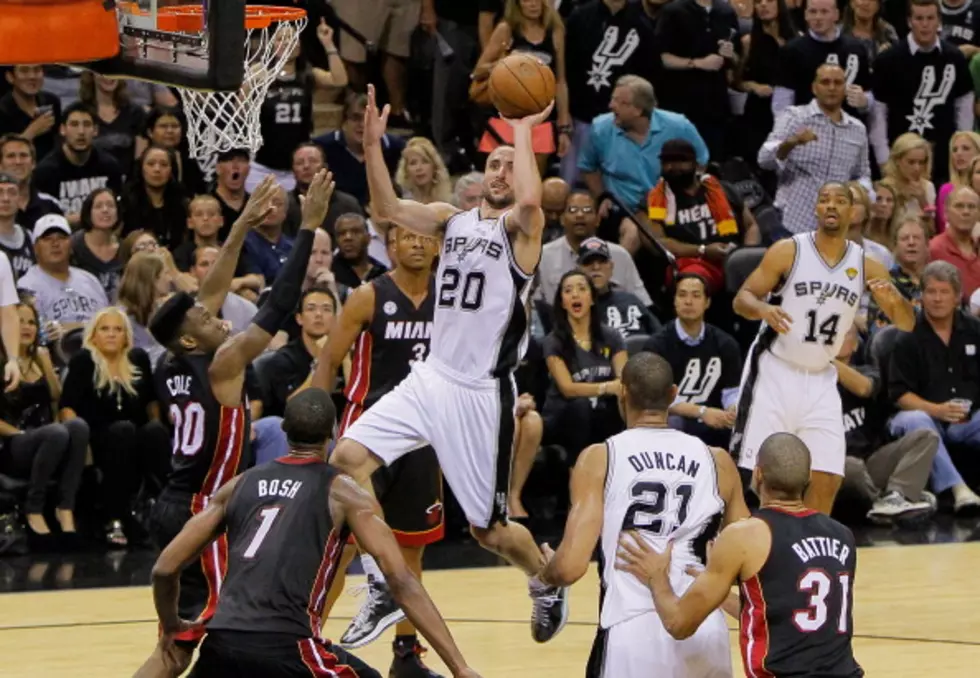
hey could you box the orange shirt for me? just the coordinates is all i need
[929,231,980,300]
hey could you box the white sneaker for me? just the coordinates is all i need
[867,491,933,524]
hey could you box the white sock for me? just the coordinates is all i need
[361,554,385,582]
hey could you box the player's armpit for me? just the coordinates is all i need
[733,238,796,319]
[541,443,608,587]
[710,447,751,526]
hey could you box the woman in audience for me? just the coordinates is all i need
[842,0,898,61]
[394,137,453,205]
[541,270,626,462]
[867,215,929,328]
[121,145,189,249]
[936,131,980,234]
[867,179,902,247]
[0,298,88,548]
[144,106,206,194]
[965,156,980,244]
[119,229,161,268]
[78,72,147,171]
[59,308,170,548]
[848,182,894,268]
[70,187,123,302]
[883,133,936,226]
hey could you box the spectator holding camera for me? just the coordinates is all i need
[0,296,88,546]
[887,261,980,514]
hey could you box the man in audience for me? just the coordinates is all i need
[18,213,108,340]
[940,0,980,58]
[0,173,35,281]
[286,142,362,236]
[536,190,651,307]
[32,102,123,226]
[644,273,742,447]
[868,215,928,328]
[929,186,980,300]
[211,148,251,239]
[243,186,294,285]
[760,64,871,235]
[332,213,388,289]
[578,237,660,338]
[0,134,61,232]
[540,177,570,244]
[451,172,484,210]
[888,261,980,514]
[835,324,937,523]
[0,65,61,162]
[189,246,258,335]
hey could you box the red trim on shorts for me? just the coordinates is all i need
[298,637,361,676]
[345,521,445,548]
[199,405,246,498]
[739,575,775,678]
[307,529,346,636]
[340,331,373,433]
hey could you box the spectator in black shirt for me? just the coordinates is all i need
[644,273,742,447]
[211,148,251,241]
[1,134,61,235]
[578,237,660,338]
[284,143,362,237]
[940,0,980,57]
[78,73,147,174]
[332,213,388,289]
[70,187,123,302]
[33,103,124,227]
[121,145,188,249]
[0,172,35,281]
[887,260,980,513]
[0,66,61,163]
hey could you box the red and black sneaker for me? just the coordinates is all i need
[389,636,444,678]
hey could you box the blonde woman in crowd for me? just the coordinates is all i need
[395,137,453,205]
[936,131,980,234]
[883,133,936,226]
[847,181,894,268]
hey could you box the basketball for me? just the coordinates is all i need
[488,53,556,119]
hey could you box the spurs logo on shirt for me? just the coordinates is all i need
[587,26,641,91]
[676,357,723,405]
[908,64,957,134]
[825,52,860,86]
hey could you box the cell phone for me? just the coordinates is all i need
[37,105,53,116]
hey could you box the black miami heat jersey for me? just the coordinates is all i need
[256,73,313,171]
[156,352,251,503]
[207,458,349,638]
[340,274,435,430]
[740,508,863,678]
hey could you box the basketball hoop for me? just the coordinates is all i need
[162,4,308,179]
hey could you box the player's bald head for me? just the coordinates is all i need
[756,433,812,499]
[282,388,336,453]
[621,352,676,416]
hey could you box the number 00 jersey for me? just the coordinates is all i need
[435,208,535,381]
[768,233,864,372]
[740,508,863,678]
[156,353,251,504]
[599,428,724,629]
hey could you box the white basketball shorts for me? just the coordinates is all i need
[586,609,732,678]
[731,347,845,476]
[340,358,516,529]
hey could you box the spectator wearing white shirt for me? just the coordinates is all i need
[759,64,871,236]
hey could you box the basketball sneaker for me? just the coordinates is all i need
[389,637,444,678]
[867,491,933,524]
[529,578,569,643]
[339,576,406,649]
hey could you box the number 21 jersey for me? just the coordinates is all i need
[599,428,724,629]
[769,233,864,372]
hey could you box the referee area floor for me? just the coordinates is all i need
[0,541,978,676]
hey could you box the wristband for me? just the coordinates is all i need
[697,406,707,422]
[698,244,706,258]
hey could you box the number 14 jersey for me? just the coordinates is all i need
[599,428,724,629]
[769,233,864,372]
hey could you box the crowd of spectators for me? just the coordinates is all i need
[2,0,980,554]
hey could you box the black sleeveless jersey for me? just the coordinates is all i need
[155,352,251,503]
[740,508,863,678]
[208,458,349,638]
[340,274,435,431]
[0,227,36,281]
[255,72,313,171]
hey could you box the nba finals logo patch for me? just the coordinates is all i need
[845,267,858,280]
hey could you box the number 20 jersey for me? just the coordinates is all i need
[768,233,864,372]
[434,208,535,381]
[599,428,724,629]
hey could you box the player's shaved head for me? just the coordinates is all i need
[756,433,812,499]
[621,352,676,415]
[818,181,853,203]
[282,388,336,452]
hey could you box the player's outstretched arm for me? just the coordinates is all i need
[864,256,915,331]
[364,85,458,236]
[197,176,280,316]
[332,475,478,678]
[151,476,240,634]
[733,238,796,333]
[501,101,554,241]
[539,443,607,587]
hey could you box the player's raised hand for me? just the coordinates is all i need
[616,531,672,583]
[300,169,335,229]
[502,100,555,129]
[761,304,793,334]
[364,84,390,147]
[238,175,280,228]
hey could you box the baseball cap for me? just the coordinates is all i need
[32,214,71,241]
[216,148,251,163]
[578,237,611,264]
[660,138,697,163]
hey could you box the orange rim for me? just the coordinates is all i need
[152,5,306,33]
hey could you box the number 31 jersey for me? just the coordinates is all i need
[599,428,724,629]
[434,208,535,381]
[769,233,864,372]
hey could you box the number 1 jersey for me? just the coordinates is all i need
[599,428,724,629]
[768,233,864,372]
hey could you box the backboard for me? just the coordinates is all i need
[88,0,247,91]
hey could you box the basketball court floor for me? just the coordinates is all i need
[0,519,978,677]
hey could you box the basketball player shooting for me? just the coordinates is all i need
[329,84,569,642]
[149,389,482,678]
[731,182,914,514]
[537,353,749,676]
[617,433,864,678]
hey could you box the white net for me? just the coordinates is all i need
[178,12,307,179]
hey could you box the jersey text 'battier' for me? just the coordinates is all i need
[741,508,863,677]
[599,428,724,629]
[207,458,349,639]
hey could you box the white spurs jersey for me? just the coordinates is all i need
[768,233,865,371]
[431,208,536,381]
[599,428,724,629]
